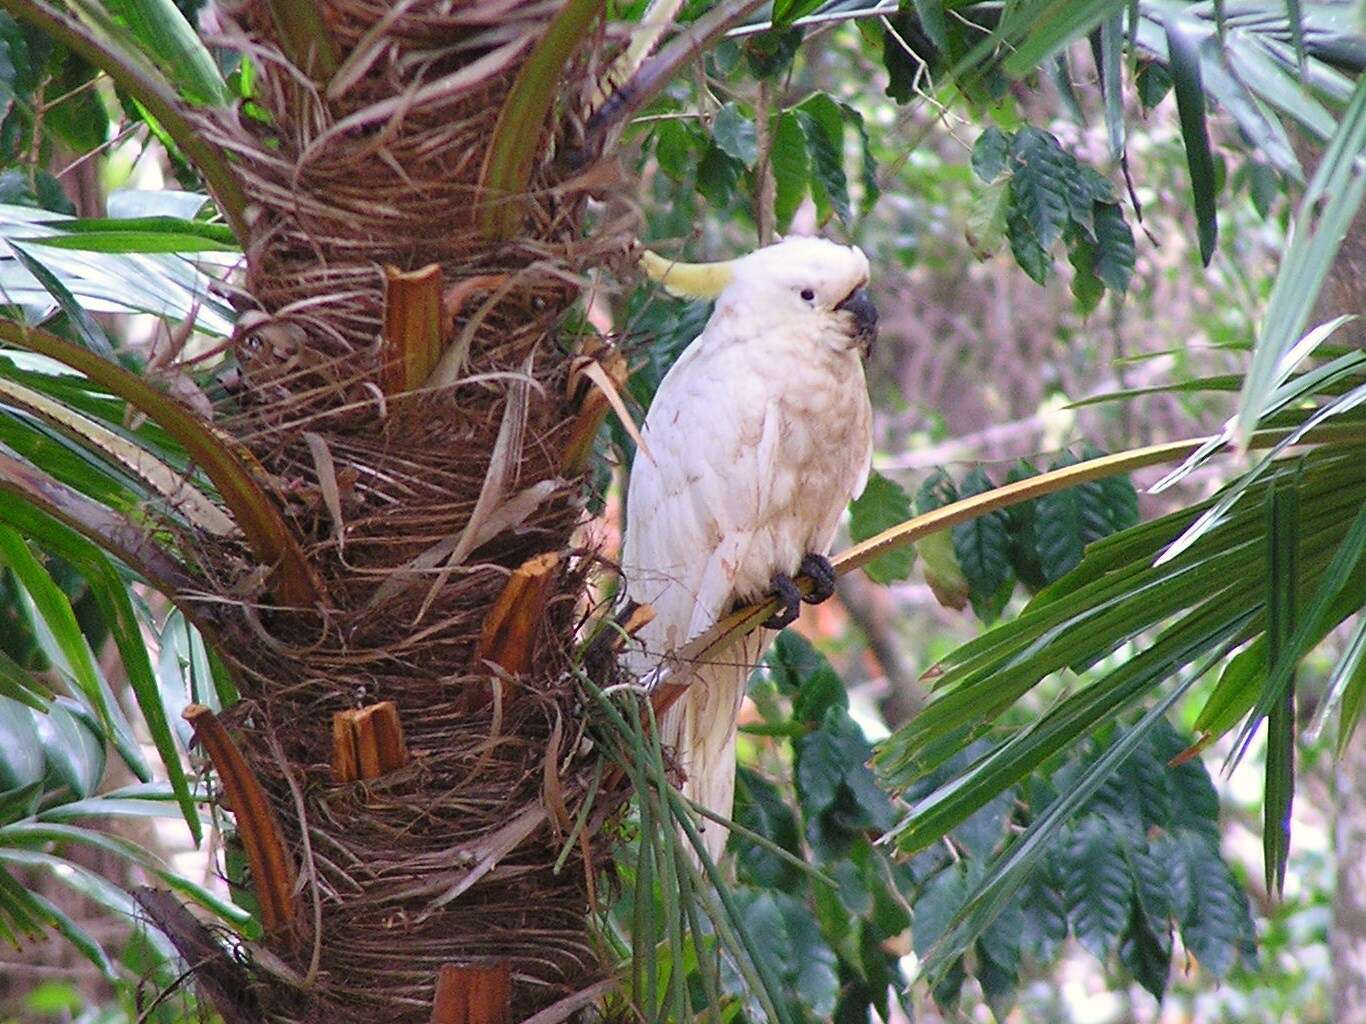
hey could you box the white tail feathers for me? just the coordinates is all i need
[660,631,768,865]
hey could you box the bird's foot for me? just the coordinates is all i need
[799,553,836,605]
[762,573,802,630]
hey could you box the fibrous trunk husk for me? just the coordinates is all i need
[173,3,634,1021]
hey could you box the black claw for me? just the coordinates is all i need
[762,572,802,630]
[799,553,837,605]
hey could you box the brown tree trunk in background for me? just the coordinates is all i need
[1294,132,1366,1021]
[1337,731,1366,1024]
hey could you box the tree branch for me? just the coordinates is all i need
[579,0,767,155]
[0,447,197,598]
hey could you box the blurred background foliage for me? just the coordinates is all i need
[0,0,1361,1022]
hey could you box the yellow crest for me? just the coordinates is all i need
[638,250,735,300]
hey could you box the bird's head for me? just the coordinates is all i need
[640,236,878,355]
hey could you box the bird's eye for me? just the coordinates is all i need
[800,288,816,302]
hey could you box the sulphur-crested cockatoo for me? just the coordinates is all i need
[621,236,877,862]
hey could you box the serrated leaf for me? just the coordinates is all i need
[1008,127,1073,253]
[952,468,1014,622]
[972,126,1010,182]
[1093,202,1136,294]
[850,471,915,584]
[1061,813,1133,958]
[1175,831,1253,977]
[798,95,851,224]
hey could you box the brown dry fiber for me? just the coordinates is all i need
[170,2,636,1021]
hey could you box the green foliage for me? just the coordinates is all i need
[880,454,1139,622]
[971,125,1135,309]
[903,721,1256,1011]
[848,471,915,584]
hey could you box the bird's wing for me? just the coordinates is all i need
[621,342,775,666]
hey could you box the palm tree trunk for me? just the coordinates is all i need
[139,5,630,1021]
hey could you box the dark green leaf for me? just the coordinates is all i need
[912,0,949,52]
[653,120,694,181]
[1165,16,1219,264]
[1019,867,1069,962]
[1061,813,1132,958]
[1136,61,1172,108]
[771,112,810,233]
[976,935,1018,1020]
[745,27,802,79]
[763,630,833,696]
[733,767,804,890]
[1092,202,1135,294]
[1175,831,1254,977]
[843,103,880,215]
[712,102,758,168]
[849,471,915,584]
[798,95,851,224]
[793,666,848,725]
[972,126,1010,182]
[1119,907,1172,1001]
[952,468,1015,622]
[913,865,967,956]
[1008,127,1073,253]
[1068,233,1105,315]
[697,144,743,205]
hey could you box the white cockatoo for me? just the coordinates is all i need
[621,236,877,862]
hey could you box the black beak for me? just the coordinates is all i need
[835,287,878,354]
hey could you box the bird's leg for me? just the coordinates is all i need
[798,553,837,605]
[762,573,802,630]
